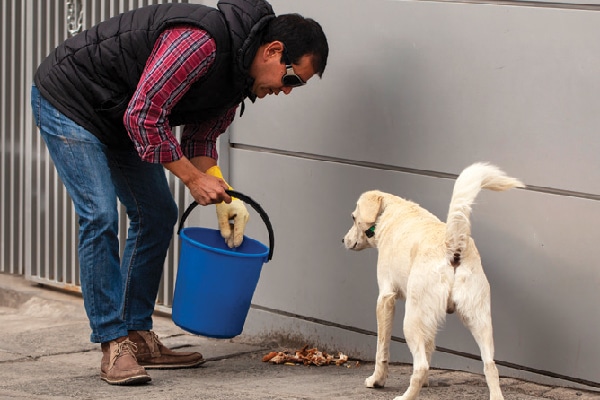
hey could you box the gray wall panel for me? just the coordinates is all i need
[230,148,599,385]
[220,0,600,389]
[234,0,600,195]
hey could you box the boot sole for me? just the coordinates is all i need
[100,373,152,385]
[140,359,206,370]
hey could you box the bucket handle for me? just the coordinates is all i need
[177,190,274,261]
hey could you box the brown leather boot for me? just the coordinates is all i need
[100,337,151,385]
[128,330,205,369]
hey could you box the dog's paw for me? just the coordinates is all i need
[365,375,386,388]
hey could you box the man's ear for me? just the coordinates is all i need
[264,40,284,59]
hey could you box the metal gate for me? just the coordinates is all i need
[1,0,191,311]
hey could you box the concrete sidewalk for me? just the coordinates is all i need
[0,273,598,400]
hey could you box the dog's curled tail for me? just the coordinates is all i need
[445,162,524,266]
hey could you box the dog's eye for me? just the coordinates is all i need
[351,214,355,221]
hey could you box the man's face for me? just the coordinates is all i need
[249,41,317,99]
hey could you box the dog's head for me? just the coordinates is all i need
[342,190,384,251]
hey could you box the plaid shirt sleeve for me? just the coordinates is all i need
[180,105,238,161]
[124,26,218,163]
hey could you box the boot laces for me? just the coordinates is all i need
[111,339,138,367]
[139,330,164,356]
[148,331,163,349]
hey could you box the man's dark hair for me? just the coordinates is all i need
[261,14,329,77]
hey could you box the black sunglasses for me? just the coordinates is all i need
[281,48,306,88]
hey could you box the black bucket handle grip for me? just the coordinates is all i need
[177,190,274,261]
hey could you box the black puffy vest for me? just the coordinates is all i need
[34,0,274,149]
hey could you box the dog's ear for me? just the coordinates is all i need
[358,191,383,224]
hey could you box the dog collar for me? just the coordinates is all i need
[365,225,376,238]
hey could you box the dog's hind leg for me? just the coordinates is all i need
[455,278,504,400]
[394,300,444,400]
[422,337,436,388]
[365,292,396,388]
[464,317,504,400]
[462,317,504,399]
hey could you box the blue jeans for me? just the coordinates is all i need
[31,85,178,343]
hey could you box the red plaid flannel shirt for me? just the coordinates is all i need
[124,26,238,163]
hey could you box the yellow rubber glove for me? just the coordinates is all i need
[206,165,249,248]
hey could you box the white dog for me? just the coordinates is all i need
[343,162,524,400]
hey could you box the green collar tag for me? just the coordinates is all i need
[365,225,376,238]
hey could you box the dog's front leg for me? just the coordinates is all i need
[365,292,396,388]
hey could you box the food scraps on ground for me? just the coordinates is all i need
[262,345,359,368]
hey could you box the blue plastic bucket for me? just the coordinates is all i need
[172,191,274,339]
